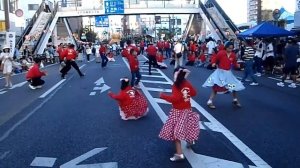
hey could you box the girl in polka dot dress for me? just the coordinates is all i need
[159,67,200,162]
[108,78,148,120]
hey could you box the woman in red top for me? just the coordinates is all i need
[26,57,47,90]
[108,78,148,120]
[156,51,167,69]
[159,67,200,162]
[202,42,245,109]
[185,51,196,66]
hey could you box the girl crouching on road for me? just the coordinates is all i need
[159,67,200,162]
[26,57,47,90]
[108,78,148,120]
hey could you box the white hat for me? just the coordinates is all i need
[2,45,10,50]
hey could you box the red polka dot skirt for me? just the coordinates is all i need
[120,92,148,120]
[159,108,200,142]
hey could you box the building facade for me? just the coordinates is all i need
[247,0,283,23]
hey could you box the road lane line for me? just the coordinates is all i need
[39,64,86,99]
[142,74,166,78]
[140,80,171,84]
[123,57,271,168]
[39,79,66,98]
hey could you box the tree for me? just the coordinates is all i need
[79,28,98,42]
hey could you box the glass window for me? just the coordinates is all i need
[9,0,18,13]
[0,0,4,10]
[28,4,39,11]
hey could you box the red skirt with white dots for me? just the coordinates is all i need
[119,92,148,120]
[159,108,200,142]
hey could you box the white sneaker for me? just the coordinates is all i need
[170,154,185,162]
[35,85,43,89]
[255,73,262,77]
[28,84,36,90]
[250,82,259,86]
[288,83,297,88]
[277,82,285,87]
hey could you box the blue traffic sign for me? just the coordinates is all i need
[95,16,109,27]
[104,0,124,14]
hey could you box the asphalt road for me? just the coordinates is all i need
[0,55,299,168]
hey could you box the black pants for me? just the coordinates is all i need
[185,61,195,66]
[140,47,144,55]
[60,60,83,77]
[29,77,45,86]
[87,54,91,61]
[101,54,108,67]
[148,55,158,74]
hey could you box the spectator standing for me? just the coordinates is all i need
[241,40,258,86]
[277,39,299,88]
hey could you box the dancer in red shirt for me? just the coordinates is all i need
[185,51,196,66]
[60,44,84,79]
[127,49,141,88]
[108,78,148,120]
[26,57,47,89]
[202,42,245,109]
[159,67,200,162]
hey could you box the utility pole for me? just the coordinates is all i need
[257,0,262,23]
[4,0,10,31]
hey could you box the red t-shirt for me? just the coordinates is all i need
[109,86,136,107]
[99,46,106,54]
[199,54,206,62]
[160,80,196,110]
[157,41,164,49]
[62,48,77,60]
[212,50,238,70]
[218,44,225,52]
[188,54,196,62]
[156,54,164,63]
[164,41,170,49]
[128,55,139,72]
[146,45,157,57]
[26,64,46,80]
[189,43,197,52]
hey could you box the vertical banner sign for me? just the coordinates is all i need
[95,16,110,27]
[6,32,15,57]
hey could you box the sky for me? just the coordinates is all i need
[216,0,296,24]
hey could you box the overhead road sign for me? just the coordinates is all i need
[95,16,109,27]
[104,0,124,14]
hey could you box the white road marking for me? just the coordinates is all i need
[30,157,57,167]
[93,87,102,91]
[39,64,86,99]
[100,84,111,93]
[60,148,118,168]
[9,81,28,90]
[142,74,166,78]
[89,92,96,96]
[140,80,171,85]
[122,57,271,168]
[0,151,10,160]
[39,79,66,98]
[94,77,105,86]
[0,91,7,94]
[145,87,172,93]
[139,70,161,74]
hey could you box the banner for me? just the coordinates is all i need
[6,32,15,57]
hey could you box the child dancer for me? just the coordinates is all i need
[159,67,200,162]
[108,78,148,120]
[202,42,245,109]
[26,57,47,89]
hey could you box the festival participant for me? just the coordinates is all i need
[108,78,148,120]
[99,43,108,68]
[196,51,206,67]
[159,67,200,162]
[0,45,13,88]
[202,42,245,109]
[128,49,141,88]
[26,57,47,90]
[146,42,158,75]
[185,51,196,66]
[156,51,167,69]
[60,44,84,79]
